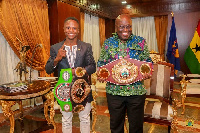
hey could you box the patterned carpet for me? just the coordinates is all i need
[175,97,200,133]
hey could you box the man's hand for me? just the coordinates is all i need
[96,68,107,83]
[54,44,66,66]
[97,76,107,83]
[143,73,152,79]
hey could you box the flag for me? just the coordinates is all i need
[166,17,181,75]
[184,20,200,74]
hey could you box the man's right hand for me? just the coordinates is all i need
[54,44,66,66]
[96,68,107,83]
[97,76,107,83]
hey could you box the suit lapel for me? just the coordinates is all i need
[74,41,82,67]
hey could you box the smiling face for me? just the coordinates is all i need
[63,19,79,40]
[115,14,132,42]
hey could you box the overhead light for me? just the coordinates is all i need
[122,1,127,4]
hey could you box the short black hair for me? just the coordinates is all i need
[64,17,79,25]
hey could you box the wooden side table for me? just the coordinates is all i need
[0,80,56,133]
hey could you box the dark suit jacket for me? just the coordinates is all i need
[45,39,96,102]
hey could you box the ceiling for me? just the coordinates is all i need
[61,0,200,19]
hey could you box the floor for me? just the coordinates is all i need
[0,81,200,133]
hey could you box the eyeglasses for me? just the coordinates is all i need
[117,25,132,30]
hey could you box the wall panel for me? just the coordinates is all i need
[47,0,59,46]
[105,19,115,39]
[57,1,81,41]
[48,0,81,46]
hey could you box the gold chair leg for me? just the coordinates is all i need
[181,97,185,115]
[1,100,16,133]
[124,113,128,133]
[44,91,56,133]
[180,75,187,115]
[171,98,182,133]
[91,90,98,133]
[124,122,128,133]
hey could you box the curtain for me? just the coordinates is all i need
[132,17,158,52]
[154,16,168,61]
[83,13,101,62]
[0,0,50,112]
[0,0,51,77]
[99,17,106,47]
[80,11,85,41]
[0,32,39,85]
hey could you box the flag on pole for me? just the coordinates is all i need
[184,20,200,74]
[166,16,181,75]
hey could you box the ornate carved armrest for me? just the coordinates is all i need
[149,50,164,63]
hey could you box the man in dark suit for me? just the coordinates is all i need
[45,17,96,133]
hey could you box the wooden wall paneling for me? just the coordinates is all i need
[70,5,81,40]
[47,0,59,46]
[56,0,200,19]
[105,19,115,39]
[57,1,71,42]
[57,1,81,41]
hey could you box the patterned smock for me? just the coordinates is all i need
[97,33,152,96]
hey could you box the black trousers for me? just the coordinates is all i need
[106,93,146,133]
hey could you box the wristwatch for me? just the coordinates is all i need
[54,68,73,112]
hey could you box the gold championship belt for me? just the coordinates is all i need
[70,67,91,113]
[98,58,153,85]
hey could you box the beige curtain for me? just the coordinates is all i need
[132,17,158,52]
[99,17,105,47]
[154,16,168,61]
[83,13,101,62]
[0,0,51,77]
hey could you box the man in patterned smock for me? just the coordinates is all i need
[97,14,152,133]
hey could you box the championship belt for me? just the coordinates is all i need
[97,58,153,85]
[54,68,73,112]
[70,67,91,113]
